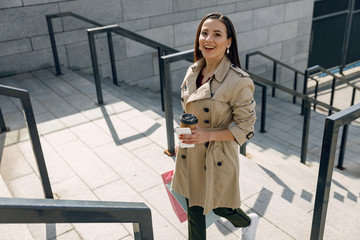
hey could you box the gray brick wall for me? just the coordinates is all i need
[0,0,314,97]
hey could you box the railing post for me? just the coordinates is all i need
[272,62,277,97]
[300,98,311,164]
[350,88,356,106]
[158,47,167,112]
[0,107,9,133]
[329,77,336,115]
[87,30,105,105]
[245,54,250,70]
[161,57,175,156]
[21,95,53,199]
[46,16,61,75]
[310,119,338,240]
[107,31,119,86]
[293,72,297,104]
[337,124,349,170]
[260,85,267,133]
[301,70,309,115]
[313,80,319,110]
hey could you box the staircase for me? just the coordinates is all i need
[0,68,359,239]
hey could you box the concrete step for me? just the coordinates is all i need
[1,67,359,239]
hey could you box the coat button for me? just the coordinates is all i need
[181,155,186,159]
[204,166,206,170]
[217,162,222,166]
[204,120,210,124]
[204,142,209,147]
[204,107,209,112]
[181,97,184,102]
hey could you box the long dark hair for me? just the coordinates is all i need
[194,13,241,68]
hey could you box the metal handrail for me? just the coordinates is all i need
[0,197,154,240]
[160,49,267,157]
[46,12,179,76]
[310,103,360,240]
[245,51,310,103]
[46,12,191,108]
[0,84,53,199]
[304,65,360,115]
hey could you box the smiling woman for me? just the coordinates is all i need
[172,13,258,240]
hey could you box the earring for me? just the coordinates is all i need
[226,48,230,55]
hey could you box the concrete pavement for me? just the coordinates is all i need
[0,68,359,239]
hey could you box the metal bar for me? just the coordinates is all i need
[0,107,9,133]
[329,77,336,116]
[351,88,356,106]
[301,70,309,115]
[107,31,119,86]
[337,124,349,170]
[46,16,61,75]
[245,54,250,70]
[87,31,104,105]
[249,73,340,113]
[310,118,338,240]
[161,57,175,156]
[300,98,311,164]
[21,95,53,199]
[162,49,194,63]
[158,47,166,112]
[240,144,246,156]
[293,72,297,104]
[247,51,304,75]
[0,198,154,240]
[260,84,267,133]
[272,62,277,97]
[314,80,319,110]
[310,103,360,240]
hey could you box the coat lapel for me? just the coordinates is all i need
[185,56,231,105]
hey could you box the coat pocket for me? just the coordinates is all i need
[212,145,235,175]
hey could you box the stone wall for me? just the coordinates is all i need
[0,0,314,96]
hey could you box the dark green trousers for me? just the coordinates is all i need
[186,199,250,240]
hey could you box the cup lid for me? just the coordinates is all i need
[180,113,198,125]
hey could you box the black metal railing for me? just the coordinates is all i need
[245,51,308,103]
[160,49,268,156]
[87,25,119,105]
[303,65,360,115]
[245,51,360,117]
[310,103,360,240]
[0,197,154,240]
[0,84,53,199]
[46,12,187,107]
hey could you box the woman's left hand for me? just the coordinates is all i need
[179,126,210,144]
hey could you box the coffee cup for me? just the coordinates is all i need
[179,113,198,130]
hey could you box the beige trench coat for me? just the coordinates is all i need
[172,56,256,215]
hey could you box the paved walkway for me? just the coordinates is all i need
[0,68,359,240]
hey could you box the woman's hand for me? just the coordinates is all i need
[179,126,210,144]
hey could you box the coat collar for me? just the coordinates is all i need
[190,56,231,83]
[185,56,231,104]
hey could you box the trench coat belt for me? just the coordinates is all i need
[202,127,228,131]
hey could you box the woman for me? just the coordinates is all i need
[172,13,258,240]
